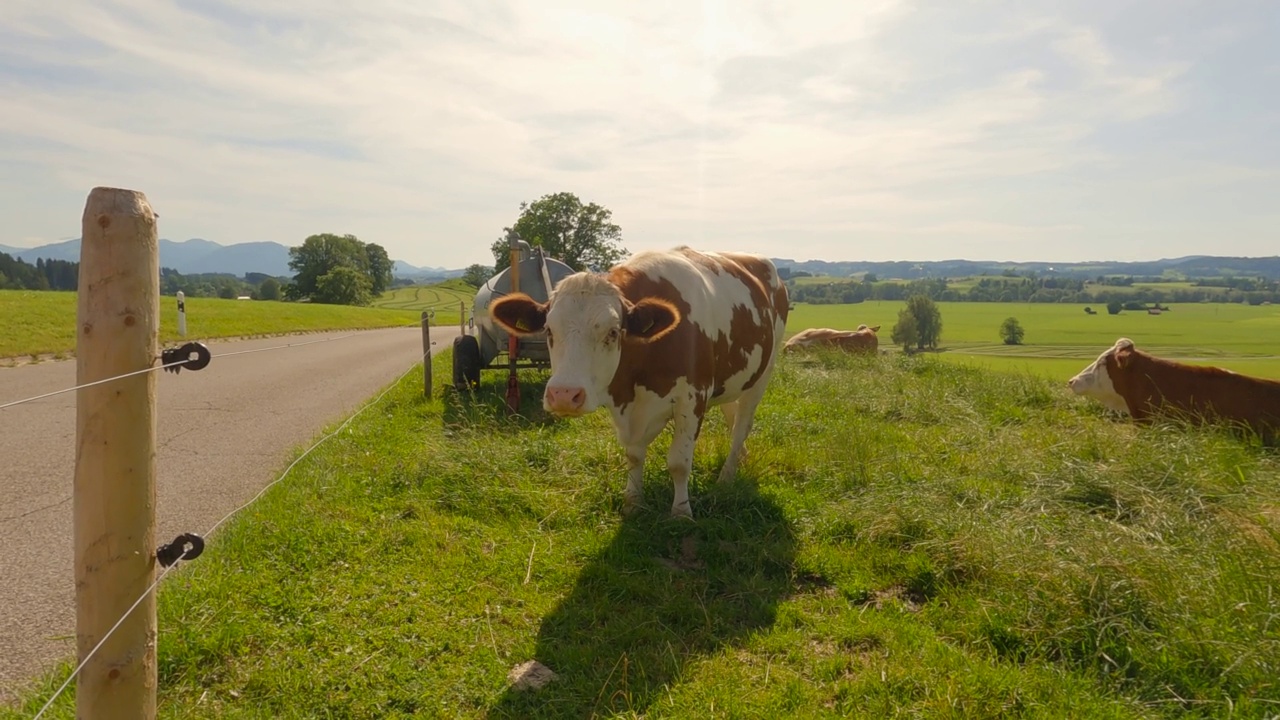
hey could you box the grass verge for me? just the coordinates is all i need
[7,350,1279,718]
[0,291,423,360]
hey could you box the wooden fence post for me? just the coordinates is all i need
[459,300,466,334]
[421,310,432,398]
[75,187,159,720]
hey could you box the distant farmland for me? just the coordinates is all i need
[786,300,1280,380]
[371,279,474,325]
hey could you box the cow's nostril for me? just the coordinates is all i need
[571,389,585,406]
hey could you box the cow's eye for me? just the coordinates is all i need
[607,328,620,341]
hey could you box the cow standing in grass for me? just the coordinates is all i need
[490,247,790,518]
[1068,337,1280,442]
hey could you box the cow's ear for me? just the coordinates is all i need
[490,293,547,335]
[1112,337,1135,368]
[624,298,680,343]
[869,325,881,333]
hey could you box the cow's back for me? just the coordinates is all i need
[1117,351,1280,435]
[606,248,788,411]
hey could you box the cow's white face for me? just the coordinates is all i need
[490,274,679,418]
[541,289,629,416]
[1068,338,1132,414]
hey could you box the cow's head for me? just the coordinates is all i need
[490,273,680,417]
[1067,337,1134,413]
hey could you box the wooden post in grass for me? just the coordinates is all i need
[421,310,432,398]
[459,300,466,334]
[75,187,160,720]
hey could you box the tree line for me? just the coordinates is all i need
[790,275,1280,306]
[0,253,79,291]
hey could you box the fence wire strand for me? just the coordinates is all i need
[28,348,432,717]
[1,323,428,412]
[31,563,180,720]
[0,360,186,411]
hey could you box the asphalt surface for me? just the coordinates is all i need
[0,325,459,703]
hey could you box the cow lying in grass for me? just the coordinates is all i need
[490,247,790,518]
[1068,337,1280,442]
[783,325,881,354]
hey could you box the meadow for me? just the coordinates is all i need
[8,349,1279,718]
[0,291,425,360]
[371,279,474,326]
[788,300,1280,380]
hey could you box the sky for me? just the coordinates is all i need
[1,1,1277,269]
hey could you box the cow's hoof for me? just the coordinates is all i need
[715,467,738,484]
[622,495,645,517]
[669,501,694,520]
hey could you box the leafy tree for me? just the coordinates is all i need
[218,284,236,299]
[1000,317,1025,345]
[461,264,494,288]
[1107,300,1123,315]
[903,294,943,350]
[491,192,629,273]
[314,266,372,306]
[890,308,919,351]
[258,277,282,301]
[288,233,390,304]
[365,243,393,295]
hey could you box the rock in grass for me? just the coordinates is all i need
[508,660,556,691]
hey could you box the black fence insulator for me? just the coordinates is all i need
[156,533,205,567]
[161,342,212,374]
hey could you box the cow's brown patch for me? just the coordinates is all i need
[701,250,786,391]
[604,251,787,413]
[1104,342,1280,440]
[606,266,713,410]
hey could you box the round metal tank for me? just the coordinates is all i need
[472,243,576,366]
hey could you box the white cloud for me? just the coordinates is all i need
[0,0,1276,267]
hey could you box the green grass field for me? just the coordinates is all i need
[371,279,474,325]
[8,350,1278,718]
[0,290,423,360]
[787,301,1280,380]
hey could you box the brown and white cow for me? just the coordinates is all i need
[783,325,881,353]
[490,246,790,518]
[1068,337,1280,441]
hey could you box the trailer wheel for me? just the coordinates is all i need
[452,335,482,390]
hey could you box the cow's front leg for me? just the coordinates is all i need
[614,402,672,516]
[622,446,646,515]
[666,404,704,519]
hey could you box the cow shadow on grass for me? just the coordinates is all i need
[488,473,797,719]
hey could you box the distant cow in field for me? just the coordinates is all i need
[783,325,881,354]
[1068,337,1280,442]
[490,247,790,518]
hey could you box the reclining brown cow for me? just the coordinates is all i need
[783,325,880,354]
[1068,337,1280,442]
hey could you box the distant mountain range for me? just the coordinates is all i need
[5,237,1279,283]
[0,238,463,280]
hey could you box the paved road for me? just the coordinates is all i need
[0,325,459,702]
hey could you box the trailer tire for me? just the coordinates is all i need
[452,335,482,390]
